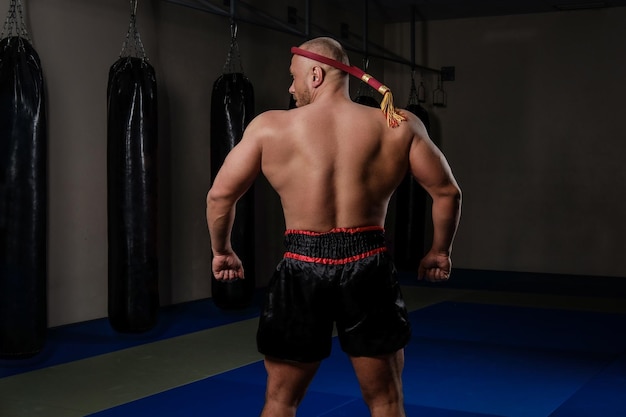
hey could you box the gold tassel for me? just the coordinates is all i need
[379,88,406,128]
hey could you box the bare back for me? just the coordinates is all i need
[258,97,413,232]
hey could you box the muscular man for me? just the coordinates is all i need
[207,37,461,417]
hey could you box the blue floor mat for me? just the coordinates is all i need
[86,302,626,417]
[403,302,626,417]
[87,369,359,417]
[323,402,505,417]
[87,358,505,417]
[549,354,626,417]
[0,293,264,377]
[412,302,626,355]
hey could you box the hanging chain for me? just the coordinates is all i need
[417,81,426,103]
[433,74,447,107]
[356,57,375,97]
[408,69,427,105]
[120,0,147,60]
[223,20,244,74]
[1,0,31,43]
[408,70,419,105]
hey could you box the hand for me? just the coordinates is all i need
[418,251,451,282]
[212,251,244,281]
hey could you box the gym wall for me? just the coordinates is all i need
[385,8,626,278]
[4,0,623,328]
[0,0,383,327]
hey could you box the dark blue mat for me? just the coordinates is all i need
[0,293,263,377]
[87,368,360,417]
[86,302,626,417]
[87,355,503,417]
[412,302,626,355]
[402,302,626,417]
[549,355,626,417]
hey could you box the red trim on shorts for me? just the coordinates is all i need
[284,247,387,265]
[284,226,384,236]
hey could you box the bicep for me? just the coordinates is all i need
[210,135,262,202]
[409,134,457,196]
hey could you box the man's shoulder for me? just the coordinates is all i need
[243,109,295,144]
[246,109,286,130]
[255,109,291,122]
[389,109,426,136]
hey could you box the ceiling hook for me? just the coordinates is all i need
[230,20,238,40]
[362,57,369,71]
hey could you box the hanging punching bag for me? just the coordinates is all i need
[210,26,255,310]
[0,1,47,359]
[354,94,379,108]
[107,3,159,333]
[406,97,430,133]
[393,78,429,271]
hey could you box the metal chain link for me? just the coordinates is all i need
[355,57,375,98]
[407,70,420,105]
[408,70,427,105]
[119,0,147,60]
[1,0,31,43]
[222,20,244,74]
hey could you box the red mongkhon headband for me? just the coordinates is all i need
[291,46,406,128]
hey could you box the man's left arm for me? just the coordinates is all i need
[206,123,263,280]
[406,119,462,282]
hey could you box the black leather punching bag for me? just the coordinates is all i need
[393,81,429,271]
[406,102,430,132]
[354,80,379,108]
[107,8,158,333]
[0,1,47,359]
[210,32,255,310]
[354,94,379,108]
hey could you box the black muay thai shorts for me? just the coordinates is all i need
[256,226,411,363]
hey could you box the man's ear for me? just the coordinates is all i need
[312,66,324,87]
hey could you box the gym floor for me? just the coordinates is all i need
[1,271,626,417]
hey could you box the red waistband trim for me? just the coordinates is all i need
[284,226,384,236]
[284,247,387,265]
